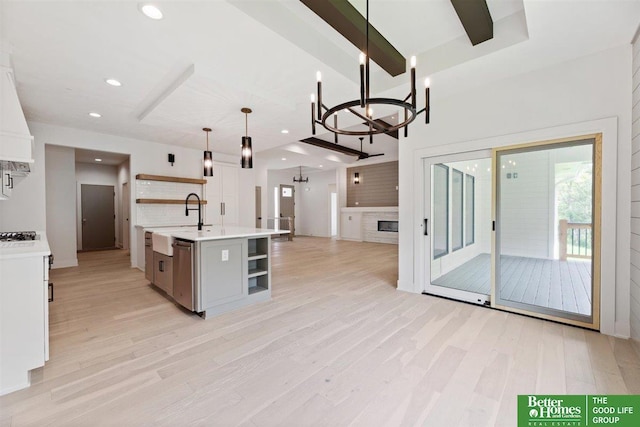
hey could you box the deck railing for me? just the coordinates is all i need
[559,219,592,260]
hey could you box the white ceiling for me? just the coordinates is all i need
[1,1,639,171]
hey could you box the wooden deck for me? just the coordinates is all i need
[1,238,635,426]
[432,254,592,315]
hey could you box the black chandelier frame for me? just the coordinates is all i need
[310,0,430,139]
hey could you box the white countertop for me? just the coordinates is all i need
[0,231,51,260]
[168,226,289,242]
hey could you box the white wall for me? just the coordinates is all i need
[631,32,640,343]
[19,122,238,268]
[399,45,631,337]
[297,170,336,237]
[75,162,119,251]
[0,136,46,231]
[44,145,77,268]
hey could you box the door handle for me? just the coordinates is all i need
[4,173,10,187]
[424,218,429,236]
[48,283,54,302]
[9,176,13,189]
[159,260,164,272]
[220,202,224,216]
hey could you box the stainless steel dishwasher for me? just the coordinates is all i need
[172,239,194,311]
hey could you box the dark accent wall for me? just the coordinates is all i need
[347,161,398,207]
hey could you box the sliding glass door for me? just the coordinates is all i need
[423,151,492,305]
[422,135,601,329]
[493,137,600,328]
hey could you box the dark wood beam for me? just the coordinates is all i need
[450,0,493,46]
[300,137,382,160]
[372,119,398,139]
[300,0,405,77]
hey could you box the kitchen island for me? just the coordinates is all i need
[147,226,287,318]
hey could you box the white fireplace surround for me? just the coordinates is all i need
[340,207,399,244]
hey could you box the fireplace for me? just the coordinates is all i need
[377,220,398,233]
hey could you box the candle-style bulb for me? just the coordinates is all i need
[367,107,373,118]
[316,71,322,82]
[424,77,431,88]
[410,56,416,68]
[359,52,366,65]
[310,93,315,103]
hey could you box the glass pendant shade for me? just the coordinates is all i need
[241,136,253,169]
[202,127,213,177]
[203,150,213,176]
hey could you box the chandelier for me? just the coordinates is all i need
[293,166,308,183]
[310,0,430,138]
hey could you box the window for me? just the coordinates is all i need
[452,169,464,251]
[465,174,475,246]
[433,164,449,259]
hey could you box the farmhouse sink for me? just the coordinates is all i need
[152,232,174,256]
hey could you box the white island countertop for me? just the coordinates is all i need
[0,232,51,260]
[163,226,289,242]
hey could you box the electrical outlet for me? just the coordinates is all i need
[221,249,229,261]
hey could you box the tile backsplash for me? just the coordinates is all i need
[136,180,204,226]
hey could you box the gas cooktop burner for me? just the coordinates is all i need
[0,231,37,242]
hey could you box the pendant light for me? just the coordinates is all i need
[241,107,253,169]
[202,127,213,177]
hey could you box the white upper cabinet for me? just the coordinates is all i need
[206,162,239,226]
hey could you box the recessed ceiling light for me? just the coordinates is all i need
[105,78,122,87]
[319,165,323,168]
[281,157,287,161]
[140,3,163,20]
[95,158,103,162]
[281,129,289,134]
[88,112,102,118]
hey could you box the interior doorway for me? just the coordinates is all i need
[255,186,262,228]
[121,182,130,250]
[81,184,116,251]
[329,184,337,237]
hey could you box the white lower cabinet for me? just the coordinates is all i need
[0,254,49,395]
[340,212,362,241]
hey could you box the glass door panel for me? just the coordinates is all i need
[424,152,492,305]
[494,138,599,328]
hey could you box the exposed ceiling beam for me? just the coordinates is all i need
[300,137,383,160]
[300,0,405,77]
[450,0,493,46]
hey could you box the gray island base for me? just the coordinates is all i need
[146,226,286,319]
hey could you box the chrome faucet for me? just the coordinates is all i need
[185,193,203,231]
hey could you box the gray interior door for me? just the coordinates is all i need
[255,186,262,228]
[279,184,295,236]
[81,184,116,250]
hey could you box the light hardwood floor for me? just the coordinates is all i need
[1,237,639,426]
